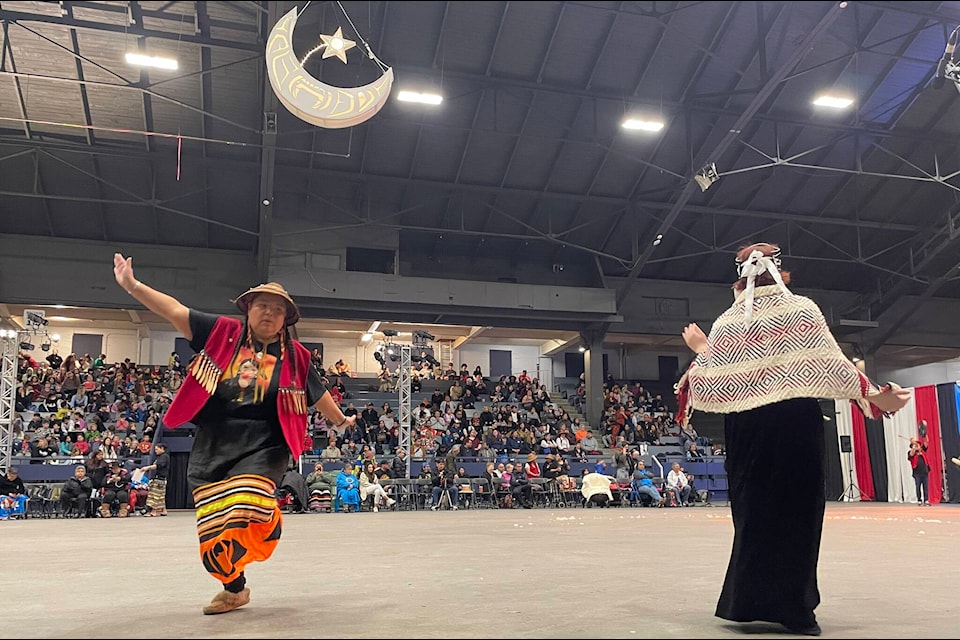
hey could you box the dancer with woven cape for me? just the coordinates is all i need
[675,243,910,636]
[113,253,356,615]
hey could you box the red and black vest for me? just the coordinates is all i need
[164,316,312,458]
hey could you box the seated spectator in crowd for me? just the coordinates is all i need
[305,462,334,512]
[73,434,90,457]
[0,467,28,519]
[632,460,664,507]
[509,465,534,509]
[58,438,74,456]
[359,462,396,512]
[321,440,342,460]
[524,452,541,480]
[686,442,705,461]
[84,450,108,492]
[329,383,343,405]
[666,462,692,507]
[31,437,58,464]
[680,422,699,448]
[137,435,153,456]
[61,464,95,517]
[574,420,589,443]
[128,468,150,515]
[333,359,352,377]
[581,430,602,455]
[418,462,434,483]
[100,437,120,463]
[411,440,427,459]
[539,433,558,454]
[430,459,459,511]
[376,460,393,481]
[310,348,323,375]
[377,367,393,392]
[479,462,499,498]
[390,447,408,478]
[335,462,360,511]
[100,461,131,518]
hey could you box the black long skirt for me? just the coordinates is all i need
[715,397,825,628]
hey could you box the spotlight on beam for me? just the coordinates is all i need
[694,162,719,192]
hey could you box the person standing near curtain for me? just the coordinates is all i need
[675,242,911,636]
[139,442,170,516]
[113,253,355,615]
[908,432,931,506]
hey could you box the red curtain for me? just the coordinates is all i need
[850,403,875,501]
[913,385,944,504]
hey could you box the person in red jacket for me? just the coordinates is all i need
[908,430,931,506]
[113,253,355,616]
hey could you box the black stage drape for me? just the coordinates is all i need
[167,451,194,510]
[937,383,960,504]
[819,399,843,501]
[863,417,888,502]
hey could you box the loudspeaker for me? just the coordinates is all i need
[839,435,852,453]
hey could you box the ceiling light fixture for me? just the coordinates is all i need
[621,118,664,132]
[361,333,373,342]
[397,91,443,105]
[812,95,853,109]
[125,52,179,70]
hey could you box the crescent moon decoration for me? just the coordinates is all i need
[265,7,393,129]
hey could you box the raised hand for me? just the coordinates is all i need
[682,323,708,355]
[113,253,137,292]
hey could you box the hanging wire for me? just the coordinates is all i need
[335,0,389,71]
[297,1,314,18]
[174,9,187,180]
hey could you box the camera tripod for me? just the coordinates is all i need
[838,454,861,502]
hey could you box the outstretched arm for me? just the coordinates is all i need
[113,253,191,339]
[313,390,356,432]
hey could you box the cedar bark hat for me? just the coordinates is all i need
[233,282,301,325]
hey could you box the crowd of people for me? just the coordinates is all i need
[5,341,703,520]
[306,364,696,470]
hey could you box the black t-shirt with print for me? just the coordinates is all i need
[184,311,327,490]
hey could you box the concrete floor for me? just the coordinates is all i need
[5,502,958,638]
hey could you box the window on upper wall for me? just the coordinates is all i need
[345,247,395,274]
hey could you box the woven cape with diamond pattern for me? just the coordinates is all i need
[675,285,882,425]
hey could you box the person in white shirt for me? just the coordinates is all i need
[666,462,692,506]
[555,433,571,455]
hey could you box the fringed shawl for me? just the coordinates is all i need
[675,285,882,425]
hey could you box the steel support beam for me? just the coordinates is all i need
[257,3,280,281]
[398,345,412,482]
[0,9,262,53]
[2,7,949,146]
[861,202,960,351]
[1,22,31,139]
[615,3,846,308]
[197,1,214,248]
[0,332,17,472]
